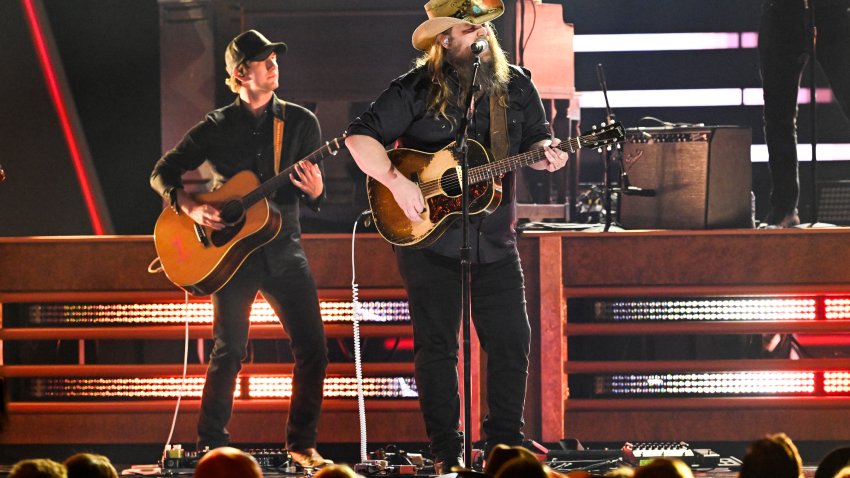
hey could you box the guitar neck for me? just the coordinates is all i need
[469,136,582,183]
[242,137,344,207]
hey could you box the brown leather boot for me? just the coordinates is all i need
[289,448,333,469]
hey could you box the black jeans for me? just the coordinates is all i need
[197,248,328,450]
[396,248,531,460]
[759,0,850,218]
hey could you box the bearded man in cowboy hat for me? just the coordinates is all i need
[346,0,570,473]
[151,29,331,469]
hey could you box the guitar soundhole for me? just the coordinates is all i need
[220,201,245,224]
[211,201,246,247]
[440,170,462,197]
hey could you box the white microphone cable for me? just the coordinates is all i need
[351,209,372,463]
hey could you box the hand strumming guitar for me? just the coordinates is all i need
[345,134,426,224]
[174,188,225,230]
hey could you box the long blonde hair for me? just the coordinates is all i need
[415,23,510,123]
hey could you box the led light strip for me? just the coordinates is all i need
[824,372,850,393]
[574,32,757,53]
[602,371,816,396]
[597,298,818,322]
[826,299,850,320]
[21,0,108,234]
[25,376,417,400]
[580,87,834,109]
[26,300,410,325]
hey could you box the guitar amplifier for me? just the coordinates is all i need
[619,126,753,229]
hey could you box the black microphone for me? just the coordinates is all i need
[471,37,489,55]
[622,186,656,197]
[620,172,656,197]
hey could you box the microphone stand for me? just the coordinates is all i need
[804,0,819,226]
[596,64,654,232]
[596,64,619,232]
[454,49,482,468]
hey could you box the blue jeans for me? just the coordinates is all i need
[396,248,531,460]
[759,0,850,219]
[197,248,328,450]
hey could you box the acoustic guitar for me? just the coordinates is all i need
[367,122,625,247]
[153,136,346,296]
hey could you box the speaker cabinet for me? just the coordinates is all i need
[619,126,753,229]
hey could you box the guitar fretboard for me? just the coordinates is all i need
[469,135,584,183]
[241,137,344,207]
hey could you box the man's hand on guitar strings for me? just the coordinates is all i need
[176,189,226,230]
[543,137,569,172]
[291,160,324,199]
[387,174,426,224]
[529,137,569,172]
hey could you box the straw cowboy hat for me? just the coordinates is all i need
[411,0,505,50]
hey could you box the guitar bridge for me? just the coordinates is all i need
[193,223,210,247]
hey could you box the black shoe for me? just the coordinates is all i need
[436,455,465,474]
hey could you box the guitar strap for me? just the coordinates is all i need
[489,95,509,162]
[273,100,286,175]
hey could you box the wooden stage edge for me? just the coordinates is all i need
[2,228,850,446]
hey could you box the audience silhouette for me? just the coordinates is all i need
[193,447,263,478]
[632,458,693,478]
[63,453,118,478]
[738,433,803,478]
[815,446,850,478]
[313,463,363,478]
[9,459,67,478]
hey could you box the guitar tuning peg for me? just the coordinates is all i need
[600,122,606,127]
[616,144,622,150]
[597,147,602,153]
[591,125,597,130]
[607,145,612,151]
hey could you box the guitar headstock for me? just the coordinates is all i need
[580,121,626,152]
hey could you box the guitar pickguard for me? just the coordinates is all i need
[427,181,493,224]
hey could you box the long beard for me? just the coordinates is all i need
[448,48,505,106]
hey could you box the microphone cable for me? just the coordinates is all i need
[351,209,373,463]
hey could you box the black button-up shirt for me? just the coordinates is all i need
[347,64,550,262]
[150,95,324,271]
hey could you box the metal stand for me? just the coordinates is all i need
[805,0,819,225]
[455,52,482,469]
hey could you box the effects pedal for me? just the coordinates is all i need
[625,441,720,468]
[160,445,292,472]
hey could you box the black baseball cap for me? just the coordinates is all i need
[225,30,287,73]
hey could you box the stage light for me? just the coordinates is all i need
[826,299,850,319]
[598,297,818,322]
[824,372,850,393]
[20,376,418,401]
[23,300,410,326]
[601,372,816,396]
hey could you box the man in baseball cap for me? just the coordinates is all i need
[225,29,287,73]
[151,28,331,470]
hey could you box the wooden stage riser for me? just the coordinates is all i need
[3,230,850,446]
[0,410,425,444]
[566,407,850,442]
